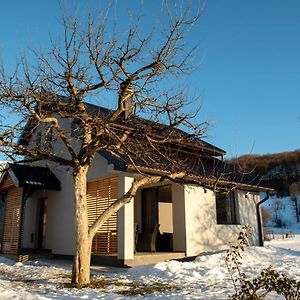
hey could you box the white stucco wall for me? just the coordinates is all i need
[22,151,116,255]
[158,203,173,233]
[43,167,75,254]
[22,166,75,255]
[183,185,260,257]
[22,197,39,249]
[86,153,115,181]
[236,191,260,246]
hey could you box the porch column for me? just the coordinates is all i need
[117,175,134,261]
[172,183,186,252]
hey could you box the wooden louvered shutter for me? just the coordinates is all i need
[2,187,23,254]
[87,176,118,255]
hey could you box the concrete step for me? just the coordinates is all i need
[126,252,185,267]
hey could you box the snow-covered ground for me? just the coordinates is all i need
[1,194,299,299]
[0,236,300,299]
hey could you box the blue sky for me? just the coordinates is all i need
[0,0,299,158]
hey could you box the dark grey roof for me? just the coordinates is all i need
[19,96,226,157]
[100,149,274,192]
[84,101,226,157]
[9,164,61,191]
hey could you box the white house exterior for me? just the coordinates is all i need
[0,103,273,266]
[0,152,269,266]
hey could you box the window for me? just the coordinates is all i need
[71,118,83,138]
[216,192,238,224]
[44,127,54,152]
[36,130,42,146]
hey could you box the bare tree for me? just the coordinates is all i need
[0,1,206,285]
[289,182,300,222]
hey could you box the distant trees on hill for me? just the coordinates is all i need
[229,149,300,197]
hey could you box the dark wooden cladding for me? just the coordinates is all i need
[87,176,118,255]
[0,173,15,191]
[2,187,23,254]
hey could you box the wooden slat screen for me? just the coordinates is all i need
[87,176,118,255]
[2,187,23,254]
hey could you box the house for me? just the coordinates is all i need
[0,101,273,266]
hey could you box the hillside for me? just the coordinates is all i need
[229,149,300,196]
[230,150,300,232]
[262,195,300,233]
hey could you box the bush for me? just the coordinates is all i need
[226,226,300,299]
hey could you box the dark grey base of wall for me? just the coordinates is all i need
[1,248,54,262]
[51,253,129,268]
[91,255,130,268]
[52,253,73,261]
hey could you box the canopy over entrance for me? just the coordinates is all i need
[0,164,60,255]
[0,164,61,192]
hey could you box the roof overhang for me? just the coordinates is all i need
[0,164,61,191]
[98,150,275,193]
[125,165,275,193]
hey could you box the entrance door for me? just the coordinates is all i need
[142,188,158,234]
[37,198,47,249]
[141,186,173,251]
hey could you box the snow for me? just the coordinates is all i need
[0,236,300,299]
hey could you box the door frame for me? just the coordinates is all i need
[37,197,47,250]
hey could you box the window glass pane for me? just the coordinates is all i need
[216,192,237,224]
[71,118,83,138]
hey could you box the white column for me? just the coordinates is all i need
[172,183,187,252]
[117,175,134,260]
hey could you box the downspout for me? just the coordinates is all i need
[256,192,270,247]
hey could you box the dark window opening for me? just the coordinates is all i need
[71,118,83,138]
[216,192,238,224]
[36,130,42,146]
[44,127,54,152]
[138,185,173,252]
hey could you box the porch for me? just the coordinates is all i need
[87,175,188,266]
[126,252,185,267]
[116,178,188,265]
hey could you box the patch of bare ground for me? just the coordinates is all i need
[60,277,179,295]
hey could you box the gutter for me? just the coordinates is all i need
[256,193,270,247]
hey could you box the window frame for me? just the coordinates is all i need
[215,191,238,225]
[71,118,83,139]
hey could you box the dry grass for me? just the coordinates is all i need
[60,277,179,295]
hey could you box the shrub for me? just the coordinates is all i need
[226,225,300,299]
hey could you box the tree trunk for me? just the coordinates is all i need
[72,166,92,286]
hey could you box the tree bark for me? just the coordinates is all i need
[72,166,92,286]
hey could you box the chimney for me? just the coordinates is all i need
[119,81,133,120]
